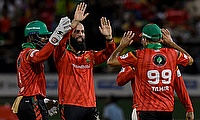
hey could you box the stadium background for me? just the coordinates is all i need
[0,0,200,119]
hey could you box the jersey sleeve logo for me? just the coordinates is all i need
[120,53,128,59]
[30,49,39,57]
[183,53,188,59]
[153,54,166,66]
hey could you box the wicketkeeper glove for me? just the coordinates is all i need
[49,16,71,45]
[44,98,59,117]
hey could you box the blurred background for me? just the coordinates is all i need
[0,0,200,119]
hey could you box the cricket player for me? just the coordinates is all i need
[11,16,71,120]
[117,66,194,120]
[53,2,116,120]
[107,23,194,120]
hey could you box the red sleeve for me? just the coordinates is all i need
[27,42,54,63]
[93,41,116,65]
[53,30,72,63]
[118,52,137,67]
[174,69,194,112]
[177,52,189,66]
[116,66,135,86]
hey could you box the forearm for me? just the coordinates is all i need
[31,43,54,63]
[71,19,79,29]
[107,45,126,66]
[169,42,194,65]
[175,78,194,112]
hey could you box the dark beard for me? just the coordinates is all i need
[70,37,86,51]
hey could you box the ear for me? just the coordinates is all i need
[143,38,148,43]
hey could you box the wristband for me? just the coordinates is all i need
[106,38,113,42]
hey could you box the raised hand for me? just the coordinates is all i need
[72,2,89,28]
[119,31,135,48]
[99,17,112,39]
[49,16,71,45]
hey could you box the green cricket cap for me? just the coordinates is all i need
[139,24,162,41]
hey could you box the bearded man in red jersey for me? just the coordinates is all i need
[107,24,194,120]
[53,2,116,120]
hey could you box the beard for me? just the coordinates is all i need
[70,36,86,51]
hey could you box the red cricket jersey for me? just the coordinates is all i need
[116,66,193,112]
[54,36,116,107]
[17,42,54,97]
[118,46,189,112]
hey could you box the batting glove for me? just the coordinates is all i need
[49,16,71,45]
[44,98,59,117]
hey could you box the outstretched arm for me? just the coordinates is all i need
[161,28,194,65]
[107,31,135,67]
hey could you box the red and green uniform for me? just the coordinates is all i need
[16,42,55,120]
[117,66,193,112]
[54,33,116,107]
[118,43,190,112]
[17,42,54,97]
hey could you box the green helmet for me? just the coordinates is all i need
[24,20,52,37]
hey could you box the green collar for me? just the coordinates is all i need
[21,42,36,49]
[145,43,163,50]
[66,44,71,50]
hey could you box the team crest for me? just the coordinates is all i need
[85,57,91,63]
[153,54,166,66]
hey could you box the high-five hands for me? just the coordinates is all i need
[99,17,112,40]
[49,16,71,45]
[71,2,89,28]
[120,31,135,47]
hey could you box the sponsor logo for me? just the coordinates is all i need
[51,37,58,43]
[26,27,40,30]
[72,64,90,69]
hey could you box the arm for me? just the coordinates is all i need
[30,43,54,63]
[107,31,135,67]
[54,2,89,62]
[30,16,71,63]
[116,66,135,86]
[174,68,194,120]
[161,28,194,65]
[92,17,116,65]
